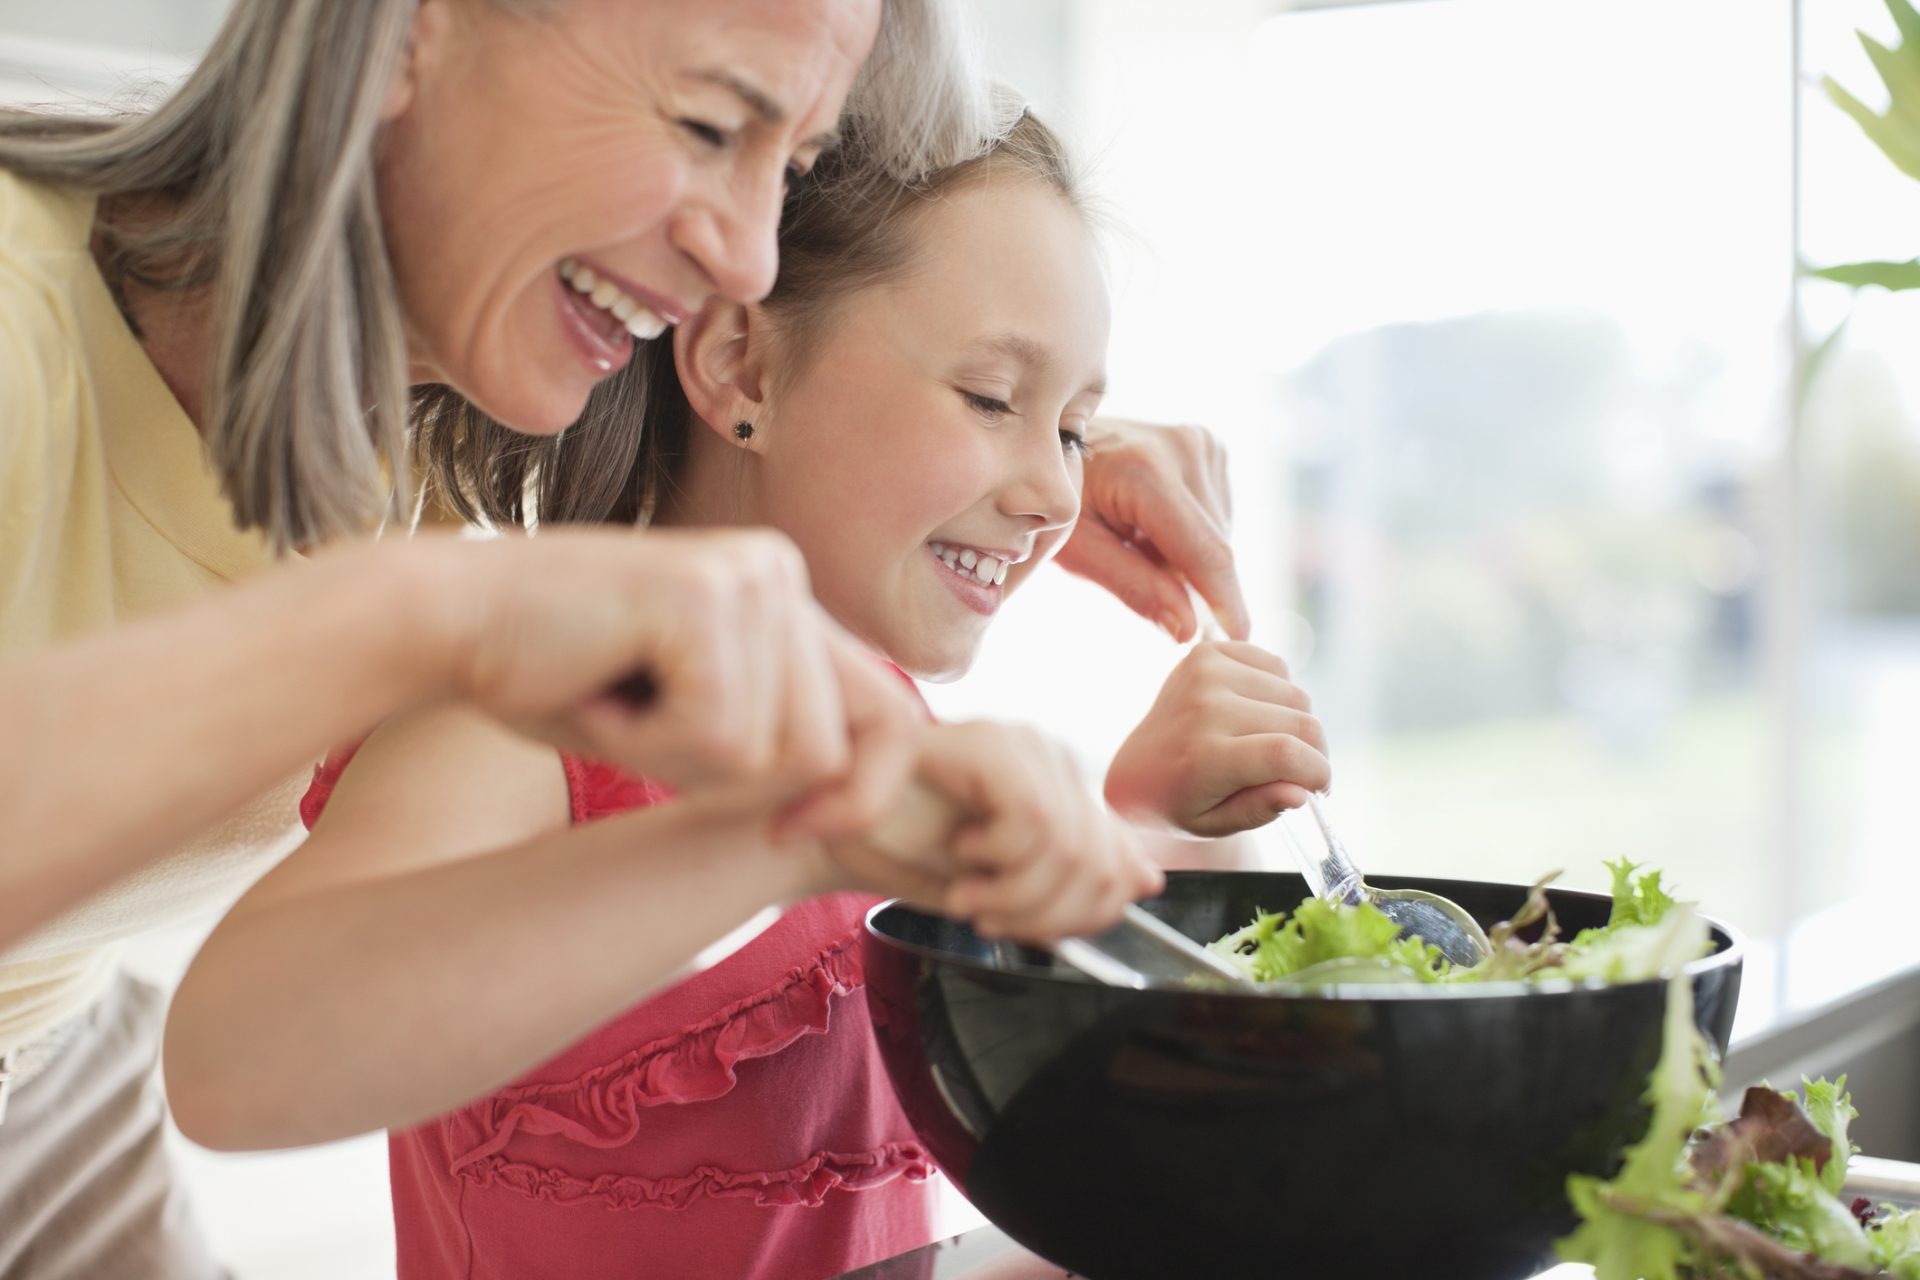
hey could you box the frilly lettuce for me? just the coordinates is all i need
[1208,859,1711,988]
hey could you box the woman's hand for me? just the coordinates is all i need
[420,527,919,826]
[1105,641,1330,837]
[1060,418,1248,643]
[821,721,1165,945]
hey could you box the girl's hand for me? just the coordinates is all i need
[421,527,919,817]
[1105,641,1331,837]
[821,722,1165,945]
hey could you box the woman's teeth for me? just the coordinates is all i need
[557,259,668,340]
[930,541,1009,587]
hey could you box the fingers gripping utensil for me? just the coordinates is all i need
[1195,604,1491,969]
[869,779,1252,990]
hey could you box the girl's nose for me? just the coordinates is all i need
[1001,428,1083,532]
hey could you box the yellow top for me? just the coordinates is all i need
[0,168,306,1052]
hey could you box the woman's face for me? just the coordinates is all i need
[378,0,879,433]
[749,178,1110,682]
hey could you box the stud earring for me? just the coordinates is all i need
[733,421,754,441]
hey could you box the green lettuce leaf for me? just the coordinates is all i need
[1871,1209,1920,1276]
[1208,897,1447,984]
[1557,976,1718,1280]
[1728,1160,1876,1268]
[1803,1076,1861,1196]
[1557,906,1713,984]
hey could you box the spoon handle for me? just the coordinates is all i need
[1299,794,1366,906]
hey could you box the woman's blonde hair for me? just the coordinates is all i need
[0,0,982,553]
[419,86,1088,531]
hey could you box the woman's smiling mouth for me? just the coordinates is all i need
[552,258,687,376]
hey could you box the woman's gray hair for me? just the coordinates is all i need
[0,0,981,553]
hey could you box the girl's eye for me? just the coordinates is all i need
[962,391,1012,421]
[1059,428,1091,456]
[679,120,729,149]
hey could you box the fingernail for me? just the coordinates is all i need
[1159,610,1185,640]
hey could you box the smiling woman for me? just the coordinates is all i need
[0,1,998,1277]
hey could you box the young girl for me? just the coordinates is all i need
[169,99,1328,1279]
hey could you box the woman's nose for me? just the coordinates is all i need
[674,171,783,305]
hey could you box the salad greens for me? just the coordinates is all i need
[1557,983,1920,1279]
[1207,859,1711,988]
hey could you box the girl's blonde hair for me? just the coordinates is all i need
[0,0,982,553]
[419,87,1089,530]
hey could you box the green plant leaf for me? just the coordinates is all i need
[1826,73,1920,182]
[1805,258,1920,291]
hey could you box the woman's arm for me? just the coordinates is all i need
[0,540,442,948]
[0,527,920,950]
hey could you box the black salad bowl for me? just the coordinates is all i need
[863,871,1742,1280]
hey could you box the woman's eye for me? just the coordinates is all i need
[1059,428,1091,456]
[962,391,1012,421]
[679,120,729,149]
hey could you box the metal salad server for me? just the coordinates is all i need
[1275,792,1490,969]
[1194,604,1491,970]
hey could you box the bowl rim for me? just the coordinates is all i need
[863,872,1745,1003]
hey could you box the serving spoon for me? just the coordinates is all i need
[1196,607,1491,969]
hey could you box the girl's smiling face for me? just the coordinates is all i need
[744,176,1109,680]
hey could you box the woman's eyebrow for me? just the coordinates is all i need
[687,68,842,151]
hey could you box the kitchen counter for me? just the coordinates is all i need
[836,1157,1920,1280]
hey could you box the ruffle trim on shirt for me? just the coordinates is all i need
[448,929,865,1178]
[455,1140,935,1212]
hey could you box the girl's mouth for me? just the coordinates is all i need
[927,541,1013,618]
[929,540,1011,587]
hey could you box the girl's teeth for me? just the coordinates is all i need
[558,260,671,341]
[931,541,1011,588]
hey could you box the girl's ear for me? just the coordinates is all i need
[673,299,772,451]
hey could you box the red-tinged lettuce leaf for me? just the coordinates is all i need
[1691,1087,1835,1184]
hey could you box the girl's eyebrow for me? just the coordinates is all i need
[966,332,1107,397]
[687,68,842,152]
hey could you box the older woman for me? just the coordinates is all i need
[0,0,1244,1275]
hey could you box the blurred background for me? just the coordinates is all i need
[3,0,1916,1273]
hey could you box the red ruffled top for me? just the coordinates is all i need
[301,746,938,1280]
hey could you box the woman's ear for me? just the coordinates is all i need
[673,299,772,451]
[383,0,453,122]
